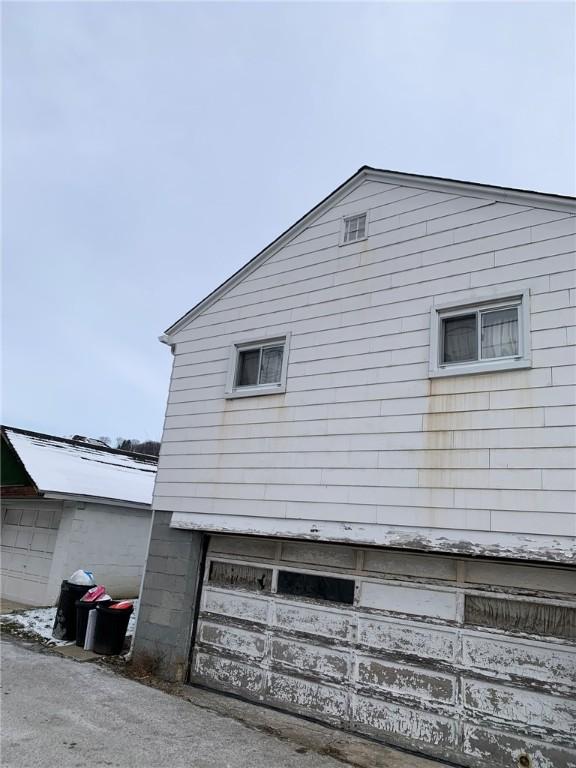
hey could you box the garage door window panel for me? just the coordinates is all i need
[208,560,273,592]
[277,570,355,605]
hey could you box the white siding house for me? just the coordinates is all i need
[135,168,576,768]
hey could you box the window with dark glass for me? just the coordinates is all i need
[277,570,355,604]
[235,344,284,388]
[442,314,478,363]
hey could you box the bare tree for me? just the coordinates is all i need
[115,437,160,456]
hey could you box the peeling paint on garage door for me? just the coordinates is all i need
[190,536,576,768]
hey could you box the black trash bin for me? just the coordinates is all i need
[93,603,134,655]
[52,581,92,641]
[75,599,112,648]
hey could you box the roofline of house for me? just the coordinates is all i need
[161,165,576,340]
[1,425,158,465]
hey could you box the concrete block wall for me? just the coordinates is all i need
[132,511,205,681]
[62,503,151,600]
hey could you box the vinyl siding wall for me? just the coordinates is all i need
[155,180,576,560]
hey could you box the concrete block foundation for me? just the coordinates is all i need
[132,511,204,682]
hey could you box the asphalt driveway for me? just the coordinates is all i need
[1,637,441,768]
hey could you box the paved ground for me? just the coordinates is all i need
[2,637,442,768]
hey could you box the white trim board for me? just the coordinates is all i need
[168,512,576,564]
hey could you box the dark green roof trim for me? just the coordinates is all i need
[1,433,35,488]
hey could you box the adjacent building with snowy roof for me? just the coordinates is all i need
[1,425,157,606]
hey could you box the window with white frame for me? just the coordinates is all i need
[429,290,531,377]
[226,336,289,397]
[342,213,367,244]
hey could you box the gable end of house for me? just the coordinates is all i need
[161,166,576,340]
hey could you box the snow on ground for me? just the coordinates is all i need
[2,607,69,646]
[1,601,139,647]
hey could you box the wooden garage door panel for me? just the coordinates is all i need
[462,633,576,689]
[197,620,266,660]
[357,656,457,704]
[271,637,349,682]
[357,615,457,662]
[359,581,458,620]
[190,537,576,768]
[202,586,269,624]
[463,678,576,738]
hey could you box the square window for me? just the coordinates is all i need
[342,213,367,244]
[226,336,290,398]
[430,290,530,378]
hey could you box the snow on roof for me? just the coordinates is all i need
[3,427,157,506]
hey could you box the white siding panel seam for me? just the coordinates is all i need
[153,481,575,517]
[200,242,570,321]
[297,190,456,237]
[211,224,572,313]
[160,416,569,443]
[171,273,553,347]
[241,209,569,291]
[172,271,553,346]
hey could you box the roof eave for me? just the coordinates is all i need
[362,167,576,211]
[42,490,152,510]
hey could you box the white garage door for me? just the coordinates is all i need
[190,536,576,768]
[1,501,61,605]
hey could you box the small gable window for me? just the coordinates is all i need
[226,335,290,398]
[342,213,368,244]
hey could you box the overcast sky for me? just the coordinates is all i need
[3,1,574,442]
